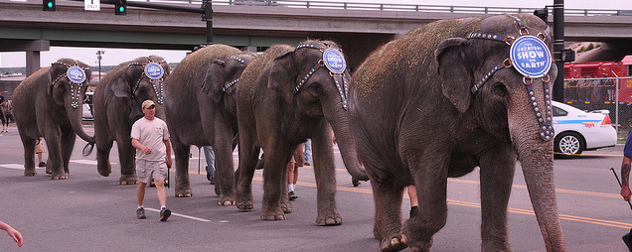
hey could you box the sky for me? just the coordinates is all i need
[2,0,632,68]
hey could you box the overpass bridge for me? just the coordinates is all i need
[1,0,632,74]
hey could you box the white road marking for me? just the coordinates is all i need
[70,159,98,165]
[0,164,31,170]
[145,207,213,223]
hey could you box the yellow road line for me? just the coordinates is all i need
[178,167,632,229]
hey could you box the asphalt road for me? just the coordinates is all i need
[1,123,631,252]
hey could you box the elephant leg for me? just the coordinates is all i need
[235,131,260,211]
[116,131,137,185]
[96,138,113,177]
[171,135,192,197]
[19,132,37,176]
[45,131,67,180]
[370,174,406,252]
[280,162,291,214]
[60,129,76,175]
[215,141,236,205]
[403,156,450,252]
[479,148,516,251]
[311,129,342,226]
[260,147,292,221]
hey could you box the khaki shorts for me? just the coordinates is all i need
[35,140,44,154]
[135,159,167,184]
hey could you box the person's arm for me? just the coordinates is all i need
[131,138,152,155]
[0,221,23,247]
[622,156,632,201]
[164,139,172,168]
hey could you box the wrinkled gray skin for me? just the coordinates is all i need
[164,44,255,202]
[235,41,369,225]
[92,55,170,185]
[349,15,565,251]
[13,58,94,180]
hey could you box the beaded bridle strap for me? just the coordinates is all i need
[51,61,89,109]
[129,58,168,104]
[294,43,350,110]
[222,55,254,92]
[466,15,554,141]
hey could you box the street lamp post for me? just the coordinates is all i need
[96,50,105,82]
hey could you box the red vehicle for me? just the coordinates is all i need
[564,55,632,103]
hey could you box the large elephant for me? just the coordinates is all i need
[349,14,565,251]
[92,55,170,185]
[163,44,255,201]
[13,58,94,180]
[235,41,369,225]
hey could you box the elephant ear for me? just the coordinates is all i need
[111,76,131,98]
[268,51,296,104]
[47,64,66,96]
[201,59,226,104]
[435,37,472,114]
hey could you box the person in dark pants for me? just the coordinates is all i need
[620,128,632,251]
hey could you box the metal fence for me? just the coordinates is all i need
[129,0,632,16]
[563,76,632,134]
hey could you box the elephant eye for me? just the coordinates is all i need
[493,82,508,97]
[309,83,323,95]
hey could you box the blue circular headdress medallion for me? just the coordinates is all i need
[144,63,164,80]
[510,35,552,78]
[67,66,86,83]
[322,49,346,74]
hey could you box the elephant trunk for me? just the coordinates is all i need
[326,104,369,181]
[509,103,565,251]
[67,99,94,143]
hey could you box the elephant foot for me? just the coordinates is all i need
[235,201,253,210]
[235,192,253,210]
[24,168,37,176]
[51,172,69,180]
[260,208,285,221]
[281,201,292,213]
[45,166,52,174]
[119,175,138,185]
[315,211,343,226]
[405,236,432,252]
[217,195,235,206]
[97,168,111,177]
[175,187,193,197]
[380,234,408,252]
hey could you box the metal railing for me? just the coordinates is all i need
[127,0,632,16]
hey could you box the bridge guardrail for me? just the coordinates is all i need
[128,0,631,16]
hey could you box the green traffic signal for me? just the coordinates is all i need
[115,0,127,15]
[42,0,55,11]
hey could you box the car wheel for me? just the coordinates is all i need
[555,132,585,156]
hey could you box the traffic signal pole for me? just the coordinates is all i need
[553,0,564,102]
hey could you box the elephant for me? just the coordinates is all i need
[348,14,565,251]
[234,40,369,225]
[163,44,256,201]
[12,58,94,180]
[92,55,170,185]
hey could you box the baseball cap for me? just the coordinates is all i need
[142,100,156,109]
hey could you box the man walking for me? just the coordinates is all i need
[132,100,172,221]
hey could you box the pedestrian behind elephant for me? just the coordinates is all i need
[35,137,46,167]
[288,144,304,201]
[203,146,216,184]
[131,100,172,221]
[0,93,7,132]
[0,220,23,247]
[619,128,632,250]
[304,139,312,166]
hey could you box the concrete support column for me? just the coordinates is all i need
[25,51,41,77]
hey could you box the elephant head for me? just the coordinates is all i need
[435,15,564,250]
[48,58,94,143]
[269,40,368,181]
[111,55,170,121]
[202,53,257,116]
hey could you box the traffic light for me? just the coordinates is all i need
[43,0,55,11]
[562,49,576,63]
[533,7,548,22]
[115,0,127,15]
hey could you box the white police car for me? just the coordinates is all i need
[552,101,617,156]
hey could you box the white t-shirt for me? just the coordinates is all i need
[131,117,169,162]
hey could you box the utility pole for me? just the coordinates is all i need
[96,50,105,82]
